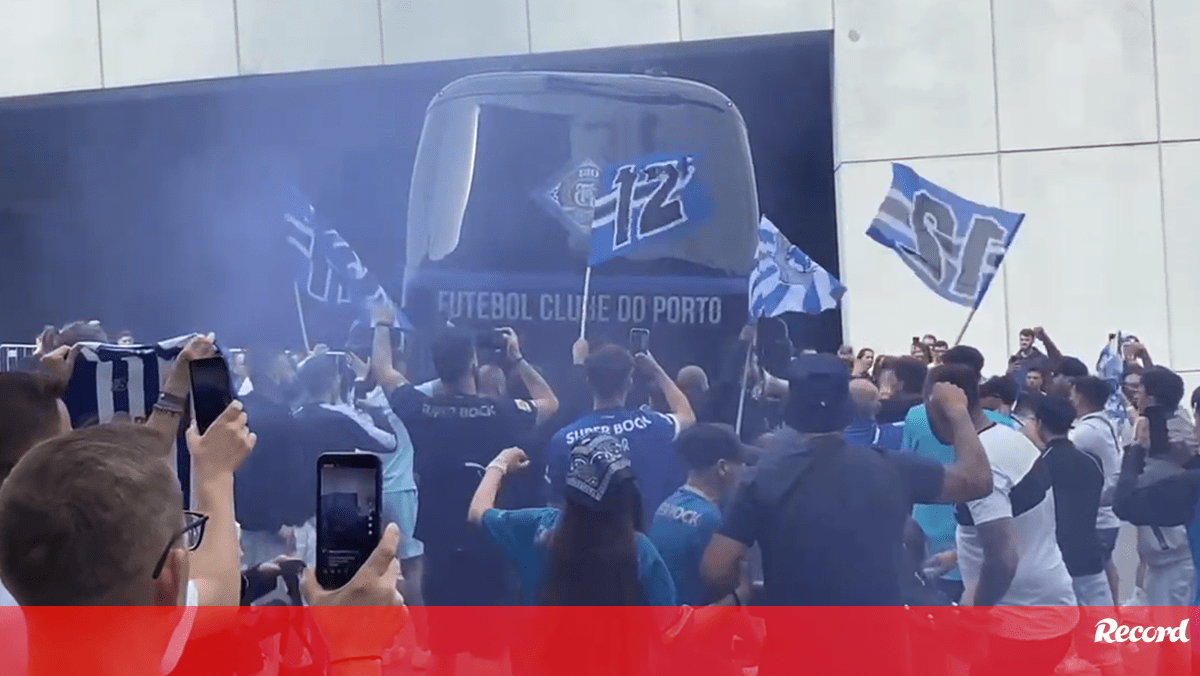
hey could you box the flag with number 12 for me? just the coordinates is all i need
[587,154,710,267]
[867,163,1024,309]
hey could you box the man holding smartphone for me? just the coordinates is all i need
[370,303,558,675]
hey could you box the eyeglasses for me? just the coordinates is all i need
[152,511,209,579]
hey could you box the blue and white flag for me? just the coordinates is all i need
[588,154,710,266]
[867,164,1024,309]
[284,187,410,331]
[1097,332,1133,425]
[749,216,845,318]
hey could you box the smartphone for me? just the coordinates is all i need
[189,357,234,435]
[629,328,650,355]
[316,453,383,589]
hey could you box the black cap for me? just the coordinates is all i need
[564,435,636,511]
[785,353,853,433]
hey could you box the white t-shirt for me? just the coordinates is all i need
[956,424,1079,640]
[1069,413,1123,531]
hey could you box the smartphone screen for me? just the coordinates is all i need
[189,357,234,435]
[317,453,382,589]
[629,328,650,355]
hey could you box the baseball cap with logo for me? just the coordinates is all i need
[785,353,854,434]
[564,434,636,511]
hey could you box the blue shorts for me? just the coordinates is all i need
[383,489,424,560]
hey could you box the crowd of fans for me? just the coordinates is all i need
[0,314,1199,676]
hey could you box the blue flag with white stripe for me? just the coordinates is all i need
[867,163,1024,309]
[749,216,845,318]
[284,187,411,331]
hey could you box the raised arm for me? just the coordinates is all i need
[499,328,558,425]
[926,383,992,503]
[636,352,696,431]
[370,304,408,394]
[1033,327,1063,370]
[186,401,256,607]
[146,334,217,457]
[468,448,529,524]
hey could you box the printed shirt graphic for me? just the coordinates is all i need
[648,486,723,606]
[588,154,710,266]
[749,216,845,318]
[481,506,677,606]
[867,163,1024,308]
[546,407,681,519]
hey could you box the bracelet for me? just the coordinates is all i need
[159,392,187,408]
[329,656,382,666]
[152,401,184,416]
[486,462,507,474]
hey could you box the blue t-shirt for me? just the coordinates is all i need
[546,408,681,519]
[647,486,722,606]
[481,507,678,606]
[902,405,1013,581]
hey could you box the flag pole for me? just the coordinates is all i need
[293,282,311,353]
[952,307,978,347]
[735,339,753,437]
[579,266,593,340]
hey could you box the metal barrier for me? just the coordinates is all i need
[0,344,35,372]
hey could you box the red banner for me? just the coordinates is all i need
[0,606,1195,676]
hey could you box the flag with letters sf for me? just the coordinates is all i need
[867,164,1024,309]
[284,187,410,330]
[749,216,845,318]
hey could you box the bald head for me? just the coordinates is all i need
[848,378,881,421]
[677,365,709,393]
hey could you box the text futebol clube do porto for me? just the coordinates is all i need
[1094,619,1189,643]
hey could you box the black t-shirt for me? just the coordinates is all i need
[1043,438,1105,577]
[235,391,305,532]
[719,432,944,606]
[388,385,538,552]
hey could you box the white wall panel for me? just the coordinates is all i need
[1001,145,1168,364]
[0,0,101,98]
[1154,0,1200,142]
[832,0,997,163]
[235,0,382,75]
[1161,141,1200,371]
[382,0,529,64]
[993,0,1157,151]
[836,156,1011,369]
[679,0,832,41]
[99,0,238,88]
[527,0,678,53]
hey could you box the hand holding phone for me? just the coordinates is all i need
[189,357,234,435]
[629,328,650,356]
[317,453,384,590]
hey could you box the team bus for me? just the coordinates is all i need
[400,70,761,383]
